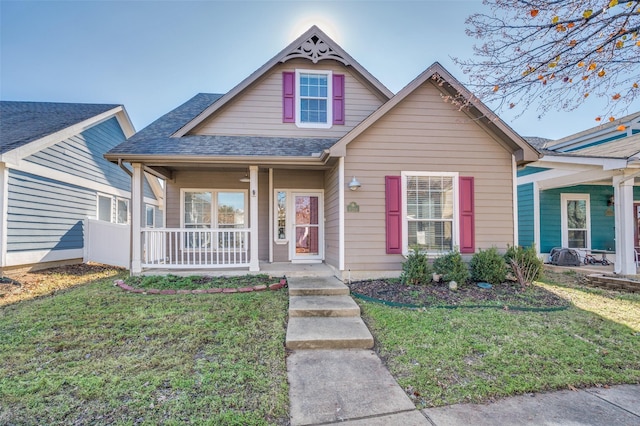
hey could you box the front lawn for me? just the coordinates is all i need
[0,270,289,425]
[358,274,640,408]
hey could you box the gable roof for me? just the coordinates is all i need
[105,93,338,163]
[330,62,540,165]
[0,101,134,164]
[172,25,393,137]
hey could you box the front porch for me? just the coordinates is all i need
[139,261,336,278]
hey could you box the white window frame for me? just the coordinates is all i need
[97,194,113,222]
[561,193,591,250]
[274,189,289,244]
[295,69,333,129]
[145,205,155,228]
[116,197,129,224]
[401,171,460,256]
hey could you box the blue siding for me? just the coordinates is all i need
[7,170,95,252]
[517,166,549,178]
[539,185,616,253]
[23,117,132,193]
[517,183,535,247]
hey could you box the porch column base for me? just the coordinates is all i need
[249,261,260,272]
[131,260,142,275]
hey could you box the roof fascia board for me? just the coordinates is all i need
[536,169,619,190]
[172,26,393,138]
[536,154,628,170]
[546,111,640,151]
[331,62,540,163]
[110,152,331,167]
[0,106,131,166]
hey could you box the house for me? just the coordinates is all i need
[0,101,163,272]
[518,112,640,275]
[106,26,539,278]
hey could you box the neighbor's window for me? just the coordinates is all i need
[296,70,332,128]
[404,174,456,252]
[561,194,590,249]
[116,198,129,224]
[97,195,112,222]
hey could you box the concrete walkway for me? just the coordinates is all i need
[284,276,640,425]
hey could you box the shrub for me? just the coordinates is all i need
[433,249,470,284]
[470,247,508,285]
[504,245,544,288]
[400,248,433,285]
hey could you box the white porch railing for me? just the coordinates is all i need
[142,228,250,268]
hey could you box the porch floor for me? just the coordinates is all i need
[139,261,336,278]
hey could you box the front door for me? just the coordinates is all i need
[291,192,323,261]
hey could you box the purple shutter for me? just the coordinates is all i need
[283,72,295,123]
[385,176,402,254]
[459,176,475,254]
[332,74,345,125]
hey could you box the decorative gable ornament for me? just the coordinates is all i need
[282,35,350,65]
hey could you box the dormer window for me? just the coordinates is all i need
[283,70,345,127]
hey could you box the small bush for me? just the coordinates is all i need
[504,245,544,288]
[470,247,508,285]
[400,249,433,285]
[433,249,469,284]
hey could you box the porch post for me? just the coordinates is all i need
[249,165,260,271]
[0,163,8,268]
[130,163,144,274]
[613,175,635,275]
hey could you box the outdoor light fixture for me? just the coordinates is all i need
[348,176,361,191]
[239,172,250,183]
[608,195,615,206]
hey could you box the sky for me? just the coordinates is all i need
[2,0,638,140]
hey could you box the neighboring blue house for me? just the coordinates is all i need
[518,112,640,275]
[0,101,163,272]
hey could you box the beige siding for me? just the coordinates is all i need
[166,169,270,260]
[192,59,385,138]
[343,80,516,272]
[324,163,340,269]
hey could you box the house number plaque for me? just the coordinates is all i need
[347,202,360,213]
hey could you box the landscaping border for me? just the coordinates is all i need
[113,279,287,295]
[351,292,570,312]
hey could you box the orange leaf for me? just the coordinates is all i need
[568,22,575,28]
[584,93,590,98]
[569,40,577,47]
[588,63,597,71]
[596,46,604,53]
[595,117,602,121]
[616,125,626,131]
[633,82,639,88]
[598,69,606,77]
[582,75,589,80]
[609,116,616,122]
[493,85,499,92]
[616,40,624,48]
[530,9,539,17]
[577,61,585,67]
[612,93,621,100]
[552,16,559,24]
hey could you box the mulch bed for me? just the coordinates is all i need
[348,279,570,308]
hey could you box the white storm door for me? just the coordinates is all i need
[291,192,323,261]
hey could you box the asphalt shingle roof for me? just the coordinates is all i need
[0,101,119,154]
[107,93,339,158]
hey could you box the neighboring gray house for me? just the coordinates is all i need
[0,101,163,272]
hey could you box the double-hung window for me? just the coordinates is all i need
[561,194,590,249]
[296,70,332,128]
[182,190,246,249]
[403,173,458,253]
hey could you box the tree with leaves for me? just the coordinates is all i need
[455,0,640,126]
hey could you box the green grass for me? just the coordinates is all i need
[0,273,289,425]
[360,278,640,408]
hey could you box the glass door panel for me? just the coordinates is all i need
[294,195,320,257]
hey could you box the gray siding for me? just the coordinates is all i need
[323,163,340,269]
[24,117,133,193]
[7,170,94,252]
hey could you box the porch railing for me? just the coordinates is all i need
[142,228,250,269]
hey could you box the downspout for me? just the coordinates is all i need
[118,159,133,177]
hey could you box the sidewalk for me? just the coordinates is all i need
[285,276,640,425]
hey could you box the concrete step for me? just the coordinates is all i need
[289,295,361,317]
[287,276,350,296]
[286,317,374,350]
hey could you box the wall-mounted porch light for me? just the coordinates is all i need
[239,172,250,183]
[348,176,361,191]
